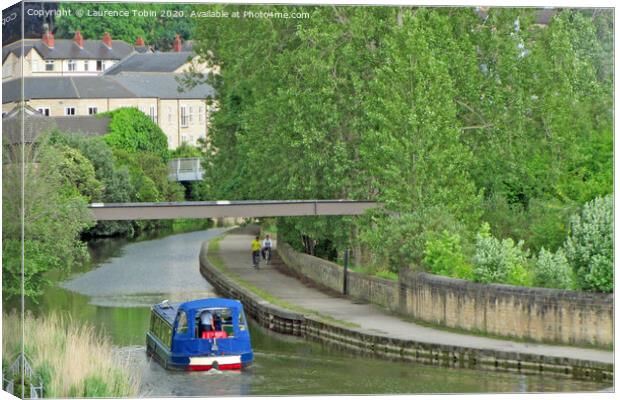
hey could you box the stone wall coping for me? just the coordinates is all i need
[401,270,614,306]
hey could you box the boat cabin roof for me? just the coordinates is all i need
[153,298,244,325]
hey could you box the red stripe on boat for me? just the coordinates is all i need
[188,363,242,371]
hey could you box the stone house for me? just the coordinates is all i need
[2,73,215,149]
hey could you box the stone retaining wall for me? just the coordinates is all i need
[277,243,613,347]
[199,240,612,382]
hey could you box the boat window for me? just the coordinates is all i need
[238,312,246,331]
[195,307,235,338]
[150,310,172,349]
[177,311,188,334]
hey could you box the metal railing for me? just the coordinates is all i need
[168,157,204,181]
[6,353,43,399]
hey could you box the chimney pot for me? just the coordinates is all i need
[42,30,55,48]
[102,32,113,48]
[173,34,182,52]
[74,30,84,48]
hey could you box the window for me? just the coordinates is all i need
[189,106,194,125]
[167,106,173,124]
[84,61,89,71]
[198,105,204,124]
[88,106,98,115]
[180,106,188,127]
[181,135,187,143]
[149,106,157,123]
[96,60,103,71]
[68,60,76,72]
[36,107,50,116]
[65,107,76,116]
[238,312,246,331]
[45,60,54,71]
[149,312,172,349]
[195,308,235,338]
[176,311,188,334]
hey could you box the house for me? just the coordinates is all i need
[2,29,138,81]
[2,74,215,149]
[103,34,216,76]
[2,104,111,146]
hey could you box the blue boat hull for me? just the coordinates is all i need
[146,332,254,371]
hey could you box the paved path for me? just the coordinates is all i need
[217,232,613,365]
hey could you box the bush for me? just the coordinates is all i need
[472,223,532,286]
[423,230,474,280]
[564,195,613,292]
[104,107,169,162]
[360,207,466,273]
[170,142,203,158]
[533,248,573,289]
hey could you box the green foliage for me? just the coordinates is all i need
[2,140,94,300]
[360,208,466,273]
[44,144,104,202]
[533,248,573,290]
[55,3,195,50]
[423,231,474,280]
[472,223,532,286]
[37,361,54,397]
[187,7,611,290]
[170,142,203,158]
[374,270,398,281]
[563,195,613,292]
[69,376,110,398]
[104,107,169,162]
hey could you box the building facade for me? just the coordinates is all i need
[2,74,215,149]
[2,30,137,80]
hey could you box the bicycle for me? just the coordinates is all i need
[261,247,272,265]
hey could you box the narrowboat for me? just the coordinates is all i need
[146,298,253,371]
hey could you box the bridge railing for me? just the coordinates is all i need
[168,157,204,181]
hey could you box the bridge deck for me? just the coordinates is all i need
[88,200,380,220]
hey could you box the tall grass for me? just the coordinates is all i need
[2,311,140,398]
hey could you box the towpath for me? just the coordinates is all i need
[215,231,613,365]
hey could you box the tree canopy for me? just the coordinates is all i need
[189,6,612,291]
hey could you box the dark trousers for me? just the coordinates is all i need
[252,250,260,266]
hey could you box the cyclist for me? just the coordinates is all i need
[261,234,273,263]
[251,235,261,269]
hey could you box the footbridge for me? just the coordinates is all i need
[88,200,380,220]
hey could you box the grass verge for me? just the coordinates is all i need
[2,311,140,398]
[207,237,359,329]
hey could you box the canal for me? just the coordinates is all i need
[31,228,607,396]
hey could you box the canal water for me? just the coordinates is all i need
[32,228,607,396]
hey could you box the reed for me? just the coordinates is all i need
[2,311,140,397]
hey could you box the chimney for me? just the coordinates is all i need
[102,32,113,48]
[42,30,54,49]
[173,34,182,52]
[73,30,84,48]
[135,36,145,47]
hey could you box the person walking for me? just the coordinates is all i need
[261,234,273,263]
[251,235,261,269]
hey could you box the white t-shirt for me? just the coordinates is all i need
[200,311,213,326]
[262,239,273,248]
